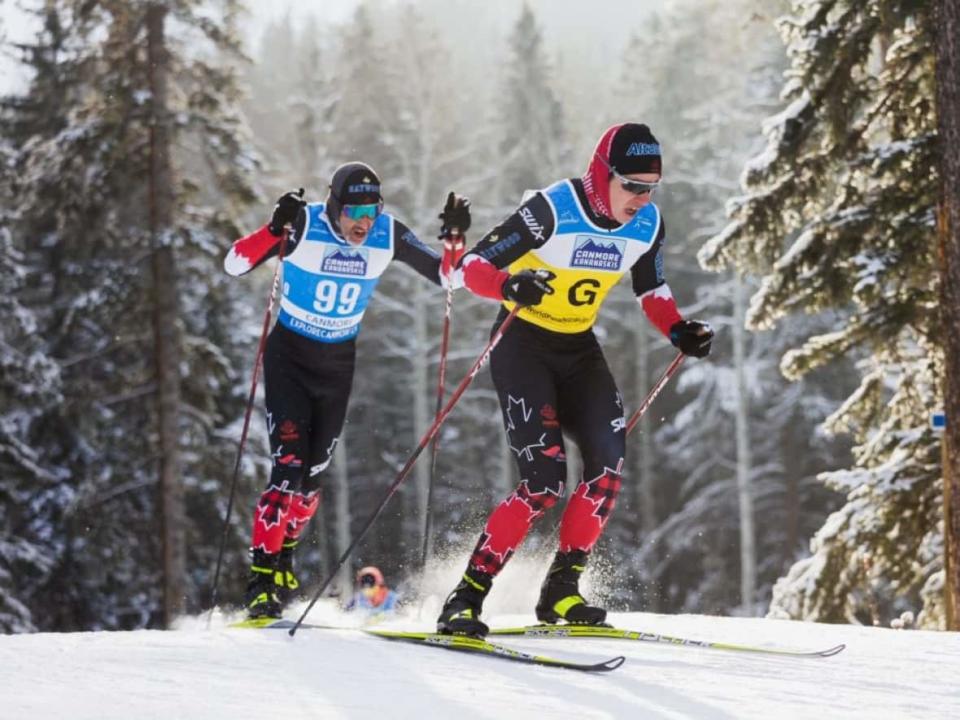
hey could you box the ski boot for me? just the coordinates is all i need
[535,550,607,626]
[275,540,301,607]
[244,549,283,620]
[436,568,493,637]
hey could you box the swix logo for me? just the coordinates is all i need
[519,207,545,242]
[472,348,492,377]
[611,417,626,432]
[625,142,661,156]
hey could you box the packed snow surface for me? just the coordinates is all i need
[2,603,958,720]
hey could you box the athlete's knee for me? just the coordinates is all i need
[251,483,295,553]
[515,476,564,516]
[558,462,624,553]
[268,415,310,489]
[576,459,624,508]
[581,438,625,480]
[469,479,561,575]
[300,462,326,496]
[269,461,308,495]
[519,460,567,500]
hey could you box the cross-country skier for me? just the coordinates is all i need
[436,124,713,636]
[225,162,470,619]
[345,566,400,619]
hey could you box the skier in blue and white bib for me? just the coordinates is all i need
[225,162,470,619]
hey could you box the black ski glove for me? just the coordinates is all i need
[669,319,714,358]
[268,188,306,236]
[438,191,471,238]
[502,269,556,307]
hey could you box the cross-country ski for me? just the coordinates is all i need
[3,1,958,719]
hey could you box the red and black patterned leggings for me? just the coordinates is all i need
[467,313,625,576]
[250,324,355,554]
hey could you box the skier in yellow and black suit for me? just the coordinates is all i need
[436,123,714,637]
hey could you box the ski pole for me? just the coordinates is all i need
[291,304,523,636]
[420,232,460,568]
[207,229,289,624]
[625,351,685,436]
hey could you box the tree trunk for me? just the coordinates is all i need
[146,3,184,627]
[633,321,659,610]
[412,278,431,560]
[332,437,352,600]
[784,469,799,567]
[935,0,960,631]
[734,271,757,614]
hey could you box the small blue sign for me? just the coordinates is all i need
[931,412,946,430]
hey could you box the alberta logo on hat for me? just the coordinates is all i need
[625,142,661,157]
[611,124,662,175]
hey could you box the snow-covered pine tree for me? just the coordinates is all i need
[374,3,492,565]
[0,146,65,633]
[591,0,851,617]
[170,1,267,617]
[700,0,943,627]
[496,4,572,205]
[242,10,298,187]
[288,16,336,190]
[2,0,258,629]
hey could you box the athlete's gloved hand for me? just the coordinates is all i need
[438,191,471,238]
[669,319,714,358]
[502,269,556,306]
[268,188,306,236]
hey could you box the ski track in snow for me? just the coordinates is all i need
[1,605,958,720]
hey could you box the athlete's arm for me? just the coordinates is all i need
[459,193,556,300]
[632,221,683,336]
[223,210,306,276]
[391,219,447,287]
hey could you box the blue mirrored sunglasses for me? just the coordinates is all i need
[342,202,382,221]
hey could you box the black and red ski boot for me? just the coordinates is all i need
[275,540,301,607]
[244,549,283,620]
[535,550,607,626]
[436,568,493,637]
